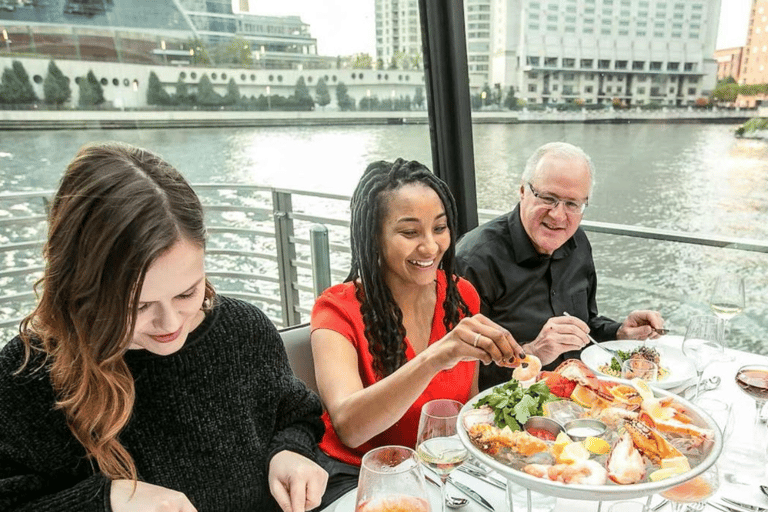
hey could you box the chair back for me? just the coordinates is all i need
[279,323,318,394]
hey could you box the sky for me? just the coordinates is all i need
[239,0,751,56]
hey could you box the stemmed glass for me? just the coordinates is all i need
[416,399,468,512]
[735,364,768,464]
[355,446,431,512]
[694,394,734,443]
[660,464,720,512]
[681,315,723,400]
[709,273,745,354]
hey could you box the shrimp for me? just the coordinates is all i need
[523,460,608,485]
[607,432,646,484]
[512,354,542,382]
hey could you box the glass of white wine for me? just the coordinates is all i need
[709,273,745,356]
[416,399,468,512]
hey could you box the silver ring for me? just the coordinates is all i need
[473,332,482,348]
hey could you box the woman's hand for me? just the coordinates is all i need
[110,480,197,512]
[269,450,328,512]
[434,314,524,369]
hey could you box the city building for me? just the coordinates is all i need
[375,0,722,106]
[715,47,743,82]
[740,0,768,85]
[0,0,330,69]
[375,0,422,69]
[490,0,721,106]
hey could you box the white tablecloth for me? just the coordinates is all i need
[327,343,768,512]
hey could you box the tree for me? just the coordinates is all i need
[0,60,37,104]
[413,86,425,109]
[293,76,314,110]
[335,81,355,111]
[147,71,172,106]
[196,74,222,106]
[712,83,739,103]
[503,86,517,110]
[43,60,71,107]
[173,76,192,105]
[315,78,331,110]
[78,70,105,107]
[223,78,240,105]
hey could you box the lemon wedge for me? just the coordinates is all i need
[661,456,691,472]
[558,441,590,464]
[649,467,682,482]
[631,377,654,401]
[584,436,610,455]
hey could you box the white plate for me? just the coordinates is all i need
[580,339,696,390]
[458,377,723,501]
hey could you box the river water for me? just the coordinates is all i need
[1,122,767,353]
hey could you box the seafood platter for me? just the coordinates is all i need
[457,357,723,500]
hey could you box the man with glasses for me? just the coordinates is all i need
[456,142,664,388]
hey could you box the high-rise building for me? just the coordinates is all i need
[489,0,721,106]
[375,0,722,106]
[375,0,422,69]
[740,0,768,85]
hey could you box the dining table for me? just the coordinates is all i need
[326,338,768,512]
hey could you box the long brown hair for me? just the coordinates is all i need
[19,141,215,481]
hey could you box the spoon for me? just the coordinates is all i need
[424,473,469,508]
[681,375,721,399]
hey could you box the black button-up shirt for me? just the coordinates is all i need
[456,205,620,388]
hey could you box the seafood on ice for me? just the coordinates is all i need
[463,357,716,488]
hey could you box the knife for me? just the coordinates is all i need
[446,475,496,512]
[711,503,739,512]
[721,498,768,512]
[457,465,507,490]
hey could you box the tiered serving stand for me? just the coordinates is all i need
[457,378,723,511]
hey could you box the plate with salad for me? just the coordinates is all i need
[580,339,696,390]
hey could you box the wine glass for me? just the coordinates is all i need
[659,464,720,512]
[355,445,431,512]
[709,273,745,354]
[416,399,468,512]
[735,364,768,465]
[694,394,734,443]
[681,315,723,400]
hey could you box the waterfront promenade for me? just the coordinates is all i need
[0,107,754,130]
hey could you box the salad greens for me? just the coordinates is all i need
[474,380,559,431]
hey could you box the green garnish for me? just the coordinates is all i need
[609,350,633,373]
[474,380,560,431]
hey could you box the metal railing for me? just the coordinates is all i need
[1,186,767,344]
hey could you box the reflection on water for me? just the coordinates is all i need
[1,123,766,352]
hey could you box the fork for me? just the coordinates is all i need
[563,312,625,363]
[685,503,704,511]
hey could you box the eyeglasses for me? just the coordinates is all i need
[527,183,588,215]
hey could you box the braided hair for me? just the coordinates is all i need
[347,158,471,378]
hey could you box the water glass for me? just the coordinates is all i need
[506,480,556,512]
[621,358,658,382]
[682,315,723,400]
[355,446,431,512]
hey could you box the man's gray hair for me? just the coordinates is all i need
[521,142,595,197]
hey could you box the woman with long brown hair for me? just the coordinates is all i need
[0,142,327,512]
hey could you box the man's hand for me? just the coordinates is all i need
[525,315,591,365]
[616,310,665,340]
[269,450,328,512]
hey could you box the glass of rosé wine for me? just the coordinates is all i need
[735,364,768,464]
[660,464,720,512]
[355,446,431,512]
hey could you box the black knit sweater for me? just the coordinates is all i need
[0,296,324,512]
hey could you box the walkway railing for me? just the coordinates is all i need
[1,186,767,344]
